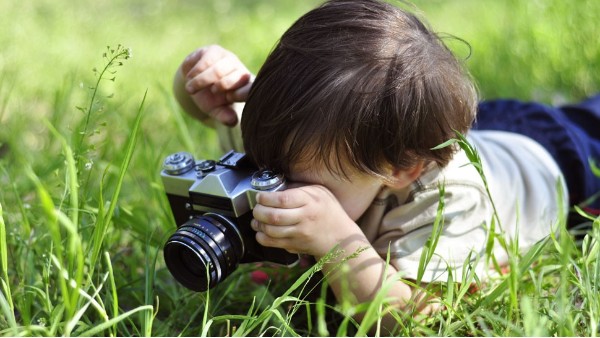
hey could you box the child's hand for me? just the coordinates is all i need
[251,185,362,258]
[176,45,252,126]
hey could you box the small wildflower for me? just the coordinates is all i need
[37,317,47,327]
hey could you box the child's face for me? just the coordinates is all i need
[287,161,384,221]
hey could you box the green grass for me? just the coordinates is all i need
[1,0,600,336]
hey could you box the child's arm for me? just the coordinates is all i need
[251,185,440,331]
[173,45,252,127]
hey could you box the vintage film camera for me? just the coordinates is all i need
[161,150,299,291]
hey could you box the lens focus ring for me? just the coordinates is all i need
[163,214,244,292]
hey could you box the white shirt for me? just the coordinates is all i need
[360,130,568,282]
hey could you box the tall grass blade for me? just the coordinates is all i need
[142,242,159,337]
[228,297,257,336]
[0,202,14,318]
[25,168,76,320]
[453,131,504,234]
[416,182,446,284]
[78,305,154,336]
[355,270,405,336]
[53,208,86,319]
[104,252,119,337]
[44,120,79,231]
[44,120,86,313]
[201,268,211,336]
[89,90,147,273]
[316,283,330,336]
[0,282,17,334]
[477,236,549,309]
[590,158,600,178]
[64,271,110,336]
[1,165,32,236]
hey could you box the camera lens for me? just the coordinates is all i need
[164,213,244,291]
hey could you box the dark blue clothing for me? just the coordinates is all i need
[474,95,600,214]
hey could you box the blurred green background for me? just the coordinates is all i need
[2,0,599,158]
[3,0,599,122]
[1,0,599,335]
[2,0,599,165]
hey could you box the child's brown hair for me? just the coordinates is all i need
[241,0,477,179]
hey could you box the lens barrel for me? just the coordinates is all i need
[163,213,244,291]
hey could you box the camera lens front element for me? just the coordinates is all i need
[163,213,244,292]
[163,152,195,175]
[251,170,285,191]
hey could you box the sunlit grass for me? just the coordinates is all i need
[1,0,600,336]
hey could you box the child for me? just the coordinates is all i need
[173,0,600,328]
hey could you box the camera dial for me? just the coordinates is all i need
[196,160,216,172]
[163,152,195,175]
[251,169,285,190]
[195,160,216,178]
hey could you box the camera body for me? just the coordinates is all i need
[161,150,298,291]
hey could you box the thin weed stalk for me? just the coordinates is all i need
[76,45,131,159]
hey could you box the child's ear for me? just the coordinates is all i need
[385,161,425,189]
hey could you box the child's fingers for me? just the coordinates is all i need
[185,46,244,82]
[213,70,251,93]
[181,49,202,75]
[250,219,296,239]
[252,203,303,226]
[256,190,306,209]
[255,232,293,251]
[182,45,228,76]
[181,46,216,75]
[185,59,238,94]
